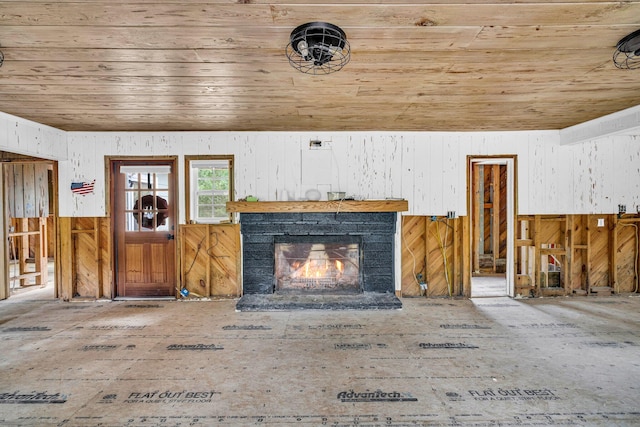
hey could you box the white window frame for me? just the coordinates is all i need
[186,156,233,224]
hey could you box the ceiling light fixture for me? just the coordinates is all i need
[613,28,640,69]
[286,22,350,75]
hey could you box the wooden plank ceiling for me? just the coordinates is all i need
[0,0,639,132]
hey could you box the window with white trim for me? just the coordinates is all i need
[186,156,233,223]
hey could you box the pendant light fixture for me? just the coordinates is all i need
[286,22,350,75]
[613,28,640,69]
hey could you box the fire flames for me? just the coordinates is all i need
[291,258,344,279]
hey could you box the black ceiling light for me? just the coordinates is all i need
[286,22,350,75]
[613,28,640,69]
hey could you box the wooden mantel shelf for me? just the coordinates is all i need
[226,200,408,213]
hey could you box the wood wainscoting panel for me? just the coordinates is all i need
[401,215,460,298]
[615,218,639,294]
[180,224,240,298]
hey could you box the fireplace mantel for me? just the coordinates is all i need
[226,199,408,213]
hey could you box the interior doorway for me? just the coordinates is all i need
[111,159,177,298]
[2,160,57,301]
[469,157,516,297]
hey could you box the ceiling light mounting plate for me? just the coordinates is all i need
[286,22,350,75]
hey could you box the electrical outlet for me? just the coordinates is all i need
[447,210,457,219]
[597,218,605,227]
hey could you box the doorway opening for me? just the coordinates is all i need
[2,160,57,301]
[469,157,516,297]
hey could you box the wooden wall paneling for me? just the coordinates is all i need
[446,137,464,215]
[283,136,302,201]
[34,163,49,217]
[492,165,500,271]
[93,217,101,298]
[266,138,284,201]
[586,215,592,294]
[384,135,402,199]
[589,215,611,289]
[413,142,430,215]
[528,140,546,215]
[452,217,460,296]
[18,219,29,286]
[400,138,415,215]
[515,217,530,296]
[482,166,491,256]
[356,136,374,199]
[611,216,619,293]
[429,137,444,215]
[209,224,241,297]
[594,141,616,214]
[572,144,589,214]
[544,142,561,213]
[236,135,255,200]
[0,166,6,301]
[427,218,449,296]
[616,219,640,293]
[424,217,431,296]
[562,216,570,294]
[180,224,210,297]
[569,215,587,293]
[533,215,541,295]
[461,213,470,297]
[400,216,426,297]
[254,138,270,201]
[58,217,74,300]
[72,217,100,298]
[13,165,24,218]
[566,215,575,292]
[537,216,566,293]
[472,163,480,273]
[499,165,508,260]
[5,164,15,221]
[35,217,47,285]
[99,217,111,298]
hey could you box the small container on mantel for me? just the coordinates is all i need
[327,191,346,201]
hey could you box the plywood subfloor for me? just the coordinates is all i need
[0,291,639,426]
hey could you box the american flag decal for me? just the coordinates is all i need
[70,179,95,195]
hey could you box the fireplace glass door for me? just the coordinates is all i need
[274,238,361,293]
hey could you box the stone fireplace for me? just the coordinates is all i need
[227,200,407,310]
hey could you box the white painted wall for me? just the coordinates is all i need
[0,112,67,160]
[58,130,640,219]
[0,111,637,219]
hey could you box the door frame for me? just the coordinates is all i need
[467,155,517,297]
[108,156,179,299]
[1,160,58,301]
[0,163,7,300]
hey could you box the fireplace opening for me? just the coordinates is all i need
[274,236,362,294]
